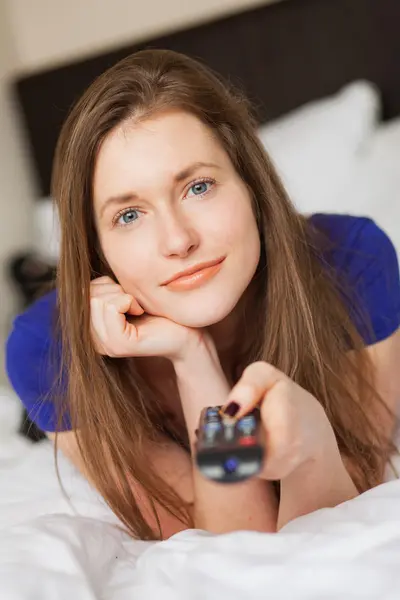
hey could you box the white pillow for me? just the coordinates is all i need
[33,197,60,264]
[336,117,400,254]
[258,81,380,213]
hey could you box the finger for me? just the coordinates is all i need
[90,293,133,348]
[93,293,134,314]
[90,297,109,353]
[259,379,291,424]
[91,282,123,297]
[258,381,305,480]
[91,289,144,315]
[91,276,116,286]
[91,280,145,315]
[91,295,139,355]
[222,362,287,419]
[126,296,145,316]
[96,292,144,316]
[259,380,292,446]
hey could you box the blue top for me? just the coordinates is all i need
[6,214,400,432]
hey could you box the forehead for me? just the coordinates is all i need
[93,110,226,202]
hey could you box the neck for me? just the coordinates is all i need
[207,285,255,382]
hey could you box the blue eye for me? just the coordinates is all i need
[191,182,208,195]
[186,179,214,198]
[116,208,140,226]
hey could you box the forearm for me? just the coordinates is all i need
[174,343,278,533]
[278,431,359,530]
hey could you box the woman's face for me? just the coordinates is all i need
[93,110,260,327]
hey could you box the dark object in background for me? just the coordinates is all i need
[14,0,400,199]
[8,252,56,308]
[19,414,47,442]
[7,252,56,442]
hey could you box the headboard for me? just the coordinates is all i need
[14,0,400,197]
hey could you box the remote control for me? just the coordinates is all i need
[195,406,265,483]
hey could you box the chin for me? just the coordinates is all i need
[167,295,241,328]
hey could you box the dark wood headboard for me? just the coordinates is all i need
[14,0,400,197]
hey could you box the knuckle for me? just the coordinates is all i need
[99,340,119,358]
[90,282,103,297]
[243,361,273,377]
[104,298,118,310]
[105,346,118,358]
[278,379,294,410]
[91,275,113,285]
[277,379,292,397]
[90,332,106,355]
[90,278,122,296]
[242,362,256,377]
[260,362,278,377]
[90,296,102,309]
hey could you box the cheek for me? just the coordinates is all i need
[211,191,260,258]
[233,206,260,277]
[99,234,153,295]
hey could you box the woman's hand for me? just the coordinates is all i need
[90,276,204,362]
[222,362,358,527]
[222,361,338,480]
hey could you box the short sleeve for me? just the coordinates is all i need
[311,214,400,346]
[5,291,71,432]
[352,219,400,344]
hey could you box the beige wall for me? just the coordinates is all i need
[9,0,281,73]
[0,1,36,383]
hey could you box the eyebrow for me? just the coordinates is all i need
[99,161,220,218]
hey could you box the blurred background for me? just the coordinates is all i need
[0,0,276,385]
[0,0,399,395]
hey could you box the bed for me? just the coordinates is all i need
[2,386,400,599]
[3,0,400,597]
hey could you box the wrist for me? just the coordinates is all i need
[283,413,348,489]
[280,434,358,518]
[278,449,358,531]
[173,332,222,379]
[302,399,339,467]
[172,335,230,442]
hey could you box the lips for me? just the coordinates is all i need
[161,257,225,286]
[161,257,225,292]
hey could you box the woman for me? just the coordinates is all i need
[6,50,400,541]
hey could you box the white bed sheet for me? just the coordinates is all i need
[1,391,400,600]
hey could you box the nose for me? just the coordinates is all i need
[158,208,199,258]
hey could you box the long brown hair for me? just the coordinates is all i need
[52,49,392,540]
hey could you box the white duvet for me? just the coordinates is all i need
[1,390,400,599]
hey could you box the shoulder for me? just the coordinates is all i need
[309,213,396,259]
[6,289,59,370]
[10,288,58,339]
[5,289,68,432]
[309,214,400,344]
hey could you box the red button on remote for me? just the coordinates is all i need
[239,436,256,446]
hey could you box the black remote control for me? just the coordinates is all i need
[195,406,265,483]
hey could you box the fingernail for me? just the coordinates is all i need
[222,401,240,418]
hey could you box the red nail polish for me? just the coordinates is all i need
[223,401,240,417]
